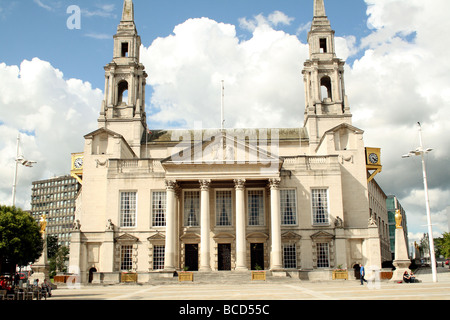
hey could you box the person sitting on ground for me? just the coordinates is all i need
[403,271,411,283]
[410,272,416,283]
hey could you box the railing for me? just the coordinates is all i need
[109,159,164,173]
[283,156,339,170]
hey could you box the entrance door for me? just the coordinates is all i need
[250,243,264,270]
[218,244,231,271]
[185,244,198,271]
[88,267,97,283]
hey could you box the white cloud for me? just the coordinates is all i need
[346,0,450,236]
[33,0,52,11]
[239,11,294,32]
[142,15,307,129]
[0,58,102,209]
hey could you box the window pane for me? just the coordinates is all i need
[184,191,200,226]
[283,244,297,269]
[312,189,329,225]
[152,191,166,227]
[317,243,329,268]
[120,192,136,227]
[153,246,165,270]
[281,189,297,225]
[216,190,232,226]
[248,190,264,226]
[120,245,133,271]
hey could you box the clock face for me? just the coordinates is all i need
[74,157,83,169]
[368,153,379,164]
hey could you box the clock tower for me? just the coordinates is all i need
[302,0,352,150]
[98,0,148,156]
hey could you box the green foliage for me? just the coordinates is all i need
[436,233,450,258]
[0,205,43,269]
[47,234,59,259]
[49,245,69,277]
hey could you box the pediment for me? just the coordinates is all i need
[246,232,269,241]
[162,131,282,166]
[84,127,123,139]
[324,123,364,135]
[115,233,139,243]
[213,232,235,240]
[281,231,302,241]
[180,233,201,241]
[310,230,334,240]
[147,232,165,241]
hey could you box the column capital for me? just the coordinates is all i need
[233,178,246,190]
[165,179,177,191]
[199,179,212,191]
[268,178,281,190]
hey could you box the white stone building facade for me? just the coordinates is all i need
[69,0,384,284]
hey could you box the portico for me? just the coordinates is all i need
[161,138,284,272]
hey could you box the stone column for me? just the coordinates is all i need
[234,179,248,271]
[199,179,212,271]
[164,180,177,271]
[391,210,411,282]
[269,178,283,270]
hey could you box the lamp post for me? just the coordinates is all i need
[11,133,36,207]
[402,122,437,283]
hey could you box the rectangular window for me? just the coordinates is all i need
[320,38,327,53]
[184,191,200,227]
[121,42,129,57]
[152,191,166,227]
[153,246,165,270]
[120,191,136,227]
[216,190,232,226]
[283,244,297,269]
[120,245,133,271]
[311,189,329,225]
[248,190,264,226]
[316,243,330,268]
[281,189,297,225]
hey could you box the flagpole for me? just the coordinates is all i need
[11,133,20,206]
[221,80,225,130]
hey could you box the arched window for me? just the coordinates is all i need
[320,76,332,101]
[117,80,129,105]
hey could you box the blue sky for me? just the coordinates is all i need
[1,0,450,245]
[0,0,369,91]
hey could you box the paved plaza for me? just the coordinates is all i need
[50,267,450,301]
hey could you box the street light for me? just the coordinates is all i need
[402,122,437,283]
[11,133,36,207]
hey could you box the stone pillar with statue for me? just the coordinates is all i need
[391,210,413,282]
[30,214,55,288]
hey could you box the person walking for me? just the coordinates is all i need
[360,264,368,285]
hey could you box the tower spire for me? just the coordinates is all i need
[98,0,148,156]
[122,0,134,22]
[302,0,351,150]
[311,0,331,31]
[314,0,326,17]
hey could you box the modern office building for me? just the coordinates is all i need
[30,175,80,247]
[386,195,409,260]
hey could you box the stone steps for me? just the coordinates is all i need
[147,270,300,285]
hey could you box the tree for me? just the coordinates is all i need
[0,205,43,275]
[47,234,59,259]
[436,232,450,259]
[49,246,69,277]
